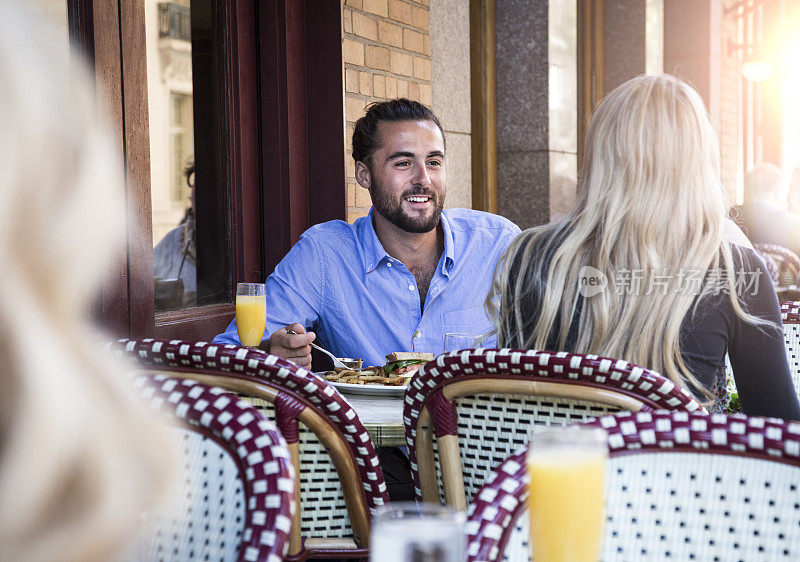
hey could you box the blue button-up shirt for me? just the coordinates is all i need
[214,208,520,366]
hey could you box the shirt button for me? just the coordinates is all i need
[408,285,414,291]
[387,262,392,267]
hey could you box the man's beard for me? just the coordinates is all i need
[370,180,445,234]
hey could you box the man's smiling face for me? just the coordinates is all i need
[358,119,446,233]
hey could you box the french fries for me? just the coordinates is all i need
[321,366,409,386]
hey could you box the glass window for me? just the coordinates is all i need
[148,0,230,313]
[170,93,194,201]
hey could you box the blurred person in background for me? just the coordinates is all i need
[153,160,197,309]
[740,162,800,255]
[788,167,800,216]
[489,75,800,420]
[0,2,174,561]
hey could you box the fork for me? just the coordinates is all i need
[309,342,350,370]
[286,328,349,370]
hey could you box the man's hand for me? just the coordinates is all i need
[268,323,316,368]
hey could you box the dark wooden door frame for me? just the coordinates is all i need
[304,1,347,228]
[259,0,347,276]
[87,0,154,338]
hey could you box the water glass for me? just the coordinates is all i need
[443,331,491,352]
[235,282,266,348]
[370,503,464,562]
[527,425,608,562]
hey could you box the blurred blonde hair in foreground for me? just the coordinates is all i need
[0,2,174,560]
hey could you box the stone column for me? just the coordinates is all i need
[496,0,550,228]
[495,0,577,229]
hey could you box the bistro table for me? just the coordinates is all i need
[339,391,406,447]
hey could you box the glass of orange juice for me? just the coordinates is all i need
[526,425,607,562]
[235,282,266,348]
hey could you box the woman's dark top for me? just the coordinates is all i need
[530,243,800,420]
[680,245,799,419]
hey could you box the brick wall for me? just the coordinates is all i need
[342,0,432,222]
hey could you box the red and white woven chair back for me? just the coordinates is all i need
[755,243,800,287]
[466,411,800,562]
[404,349,703,506]
[781,302,800,394]
[123,374,294,562]
[109,339,388,559]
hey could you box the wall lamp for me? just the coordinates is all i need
[728,38,774,82]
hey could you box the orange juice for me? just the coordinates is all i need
[527,449,606,561]
[236,294,266,347]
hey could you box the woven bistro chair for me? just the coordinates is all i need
[754,246,780,286]
[109,339,389,561]
[465,411,800,562]
[403,349,704,510]
[125,373,295,562]
[781,301,800,394]
[755,242,800,288]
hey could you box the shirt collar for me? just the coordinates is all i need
[359,208,391,273]
[358,207,456,274]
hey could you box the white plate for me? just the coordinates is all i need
[313,373,406,396]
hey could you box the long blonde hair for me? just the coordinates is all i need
[489,74,764,402]
[0,3,174,560]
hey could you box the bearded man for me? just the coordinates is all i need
[214,98,520,368]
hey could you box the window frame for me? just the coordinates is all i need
[73,0,346,341]
[577,0,605,171]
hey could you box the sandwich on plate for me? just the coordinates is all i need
[383,352,434,378]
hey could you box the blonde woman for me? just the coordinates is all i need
[0,3,174,561]
[489,74,800,419]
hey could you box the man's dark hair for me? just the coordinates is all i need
[352,98,445,167]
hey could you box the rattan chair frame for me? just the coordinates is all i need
[755,242,800,287]
[754,247,780,285]
[465,411,800,562]
[132,373,295,562]
[403,349,704,510]
[111,339,389,561]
